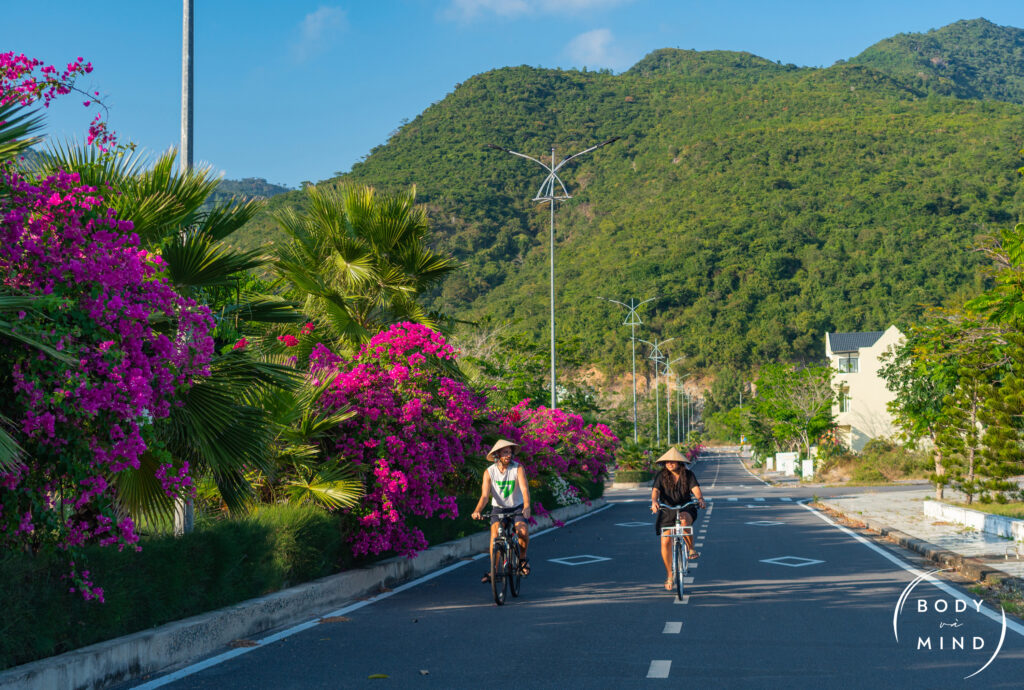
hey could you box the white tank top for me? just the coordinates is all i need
[488,462,523,509]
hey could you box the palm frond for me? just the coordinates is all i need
[161,229,270,290]
[0,412,25,474]
[198,196,267,242]
[0,102,44,166]
[282,464,364,510]
[110,450,177,524]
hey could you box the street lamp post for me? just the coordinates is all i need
[487,138,619,408]
[596,296,654,443]
[639,337,674,446]
[664,357,685,444]
[174,0,195,537]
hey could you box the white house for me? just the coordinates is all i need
[825,325,904,452]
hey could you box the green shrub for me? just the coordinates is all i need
[614,469,654,483]
[0,504,345,671]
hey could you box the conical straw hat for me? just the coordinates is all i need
[655,447,690,465]
[487,439,519,459]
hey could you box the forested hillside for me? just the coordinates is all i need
[849,18,1024,104]
[233,18,1024,373]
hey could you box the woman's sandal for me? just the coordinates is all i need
[481,572,491,584]
[688,550,700,560]
[519,558,530,576]
[664,576,673,591]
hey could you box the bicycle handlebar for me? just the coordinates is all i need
[657,499,701,511]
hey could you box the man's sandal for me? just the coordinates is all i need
[481,572,491,584]
[519,558,530,576]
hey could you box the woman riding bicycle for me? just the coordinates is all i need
[472,439,532,583]
[650,446,705,591]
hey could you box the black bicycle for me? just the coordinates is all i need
[479,509,523,605]
[658,499,700,601]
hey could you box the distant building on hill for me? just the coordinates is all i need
[825,325,904,452]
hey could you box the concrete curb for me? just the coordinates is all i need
[816,499,1024,589]
[0,498,607,690]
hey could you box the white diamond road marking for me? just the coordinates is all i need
[548,555,611,566]
[648,660,671,678]
[663,621,682,634]
[615,522,651,527]
[746,520,785,526]
[760,556,824,568]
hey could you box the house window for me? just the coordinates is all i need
[837,355,859,373]
[838,385,852,413]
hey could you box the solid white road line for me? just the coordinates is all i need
[799,501,1024,638]
[134,503,617,689]
[663,622,682,634]
[647,660,672,678]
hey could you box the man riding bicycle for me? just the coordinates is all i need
[472,439,532,583]
[650,446,706,590]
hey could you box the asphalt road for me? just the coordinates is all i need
[139,449,1024,688]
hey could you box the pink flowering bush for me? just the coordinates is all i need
[301,323,619,557]
[497,400,617,482]
[0,52,116,151]
[0,147,213,598]
[310,323,489,557]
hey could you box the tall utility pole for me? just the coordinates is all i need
[664,357,685,444]
[597,296,654,443]
[640,337,674,446]
[181,0,193,172]
[174,0,195,537]
[487,138,619,408]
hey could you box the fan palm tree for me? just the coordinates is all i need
[247,370,364,510]
[273,184,460,348]
[30,145,305,521]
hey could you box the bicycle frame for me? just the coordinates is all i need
[487,512,523,605]
[659,500,699,600]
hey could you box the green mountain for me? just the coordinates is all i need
[849,18,1024,104]
[234,19,1024,372]
[203,177,291,210]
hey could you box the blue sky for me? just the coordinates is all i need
[5,1,1024,188]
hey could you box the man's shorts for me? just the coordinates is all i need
[491,505,527,525]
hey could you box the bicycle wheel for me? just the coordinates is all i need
[674,540,686,600]
[491,542,508,605]
[509,542,522,597]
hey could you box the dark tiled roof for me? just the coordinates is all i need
[828,331,884,353]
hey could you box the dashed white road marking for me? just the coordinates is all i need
[684,576,694,584]
[663,622,682,634]
[689,563,698,568]
[781,497,792,502]
[673,595,690,605]
[754,497,765,502]
[727,497,738,501]
[647,660,672,678]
